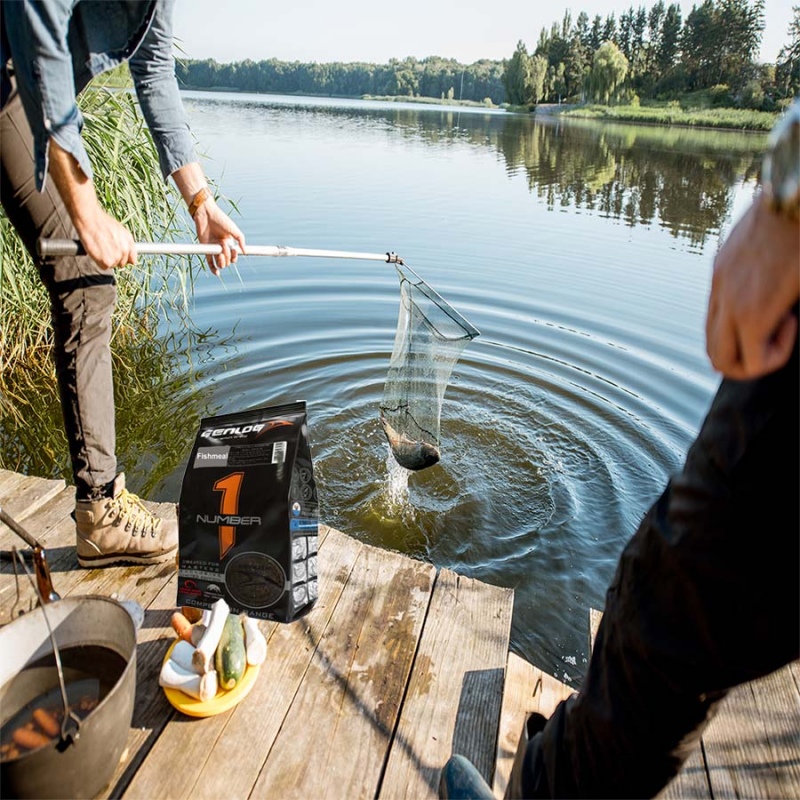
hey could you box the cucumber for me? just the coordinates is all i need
[215,613,247,690]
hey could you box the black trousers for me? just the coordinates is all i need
[520,322,800,798]
[1,82,118,493]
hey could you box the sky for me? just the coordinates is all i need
[173,0,795,67]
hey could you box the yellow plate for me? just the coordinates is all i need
[161,639,260,718]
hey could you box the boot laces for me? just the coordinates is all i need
[111,489,161,538]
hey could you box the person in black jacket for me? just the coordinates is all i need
[440,99,800,799]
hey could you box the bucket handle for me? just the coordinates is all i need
[11,550,81,743]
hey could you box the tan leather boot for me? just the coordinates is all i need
[75,473,178,568]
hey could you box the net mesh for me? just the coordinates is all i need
[380,263,479,471]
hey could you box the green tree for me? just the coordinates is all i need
[529,54,549,104]
[776,5,800,98]
[603,13,618,43]
[619,7,634,60]
[575,11,591,48]
[648,0,666,58]
[590,15,604,50]
[631,6,648,75]
[564,36,591,100]
[718,0,765,84]
[548,62,568,103]
[587,41,630,103]
[681,0,764,91]
[657,3,682,75]
[504,40,532,104]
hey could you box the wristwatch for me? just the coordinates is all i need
[762,100,800,221]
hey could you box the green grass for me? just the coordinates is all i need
[559,102,778,131]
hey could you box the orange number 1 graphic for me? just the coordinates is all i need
[213,472,244,559]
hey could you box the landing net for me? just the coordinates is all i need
[380,263,479,471]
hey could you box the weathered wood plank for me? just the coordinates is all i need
[102,573,182,799]
[0,472,65,522]
[0,470,27,500]
[589,607,602,652]
[703,682,781,799]
[749,666,800,797]
[658,747,711,799]
[4,471,791,800]
[379,569,513,799]
[249,544,437,800]
[123,526,360,800]
[0,486,74,550]
[492,652,574,798]
[703,664,800,800]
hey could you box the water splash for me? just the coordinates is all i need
[384,450,411,511]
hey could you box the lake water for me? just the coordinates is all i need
[41,91,775,684]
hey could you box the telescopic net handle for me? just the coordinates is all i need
[37,238,402,263]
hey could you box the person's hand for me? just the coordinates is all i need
[47,138,136,269]
[706,193,800,380]
[74,205,137,270]
[192,197,246,276]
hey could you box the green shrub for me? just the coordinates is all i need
[741,80,765,110]
[709,84,733,107]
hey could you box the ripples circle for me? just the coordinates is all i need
[170,266,710,685]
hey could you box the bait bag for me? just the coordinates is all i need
[177,401,318,623]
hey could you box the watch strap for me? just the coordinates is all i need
[188,186,211,219]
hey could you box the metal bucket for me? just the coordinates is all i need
[0,595,137,799]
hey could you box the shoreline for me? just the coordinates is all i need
[178,85,777,132]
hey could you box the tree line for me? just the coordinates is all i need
[505,0,799,108]
[175,57,506,105]
[176,1,799,109]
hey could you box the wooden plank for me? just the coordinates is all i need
[589,607,602,652]
[703,682,780,799]
[750,665,800,796]
[0,470,26,500]
[249,543,437,800]
[379,569,513,799]
[658,746,711,799]
[492,653,574,798]
[0,486,74,550]
[123,526,360,800]
[0,472,65,523]
[102,573,182,799]
[702,664,800,800]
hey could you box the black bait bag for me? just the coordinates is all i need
[177,401,319,623]
[380,263,480,471]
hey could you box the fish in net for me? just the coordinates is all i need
[380,263,479,471]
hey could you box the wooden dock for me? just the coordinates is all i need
[0,469,797,798]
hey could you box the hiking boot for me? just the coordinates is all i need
[75,473,178,568]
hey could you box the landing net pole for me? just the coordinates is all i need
[38,238,402,263]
